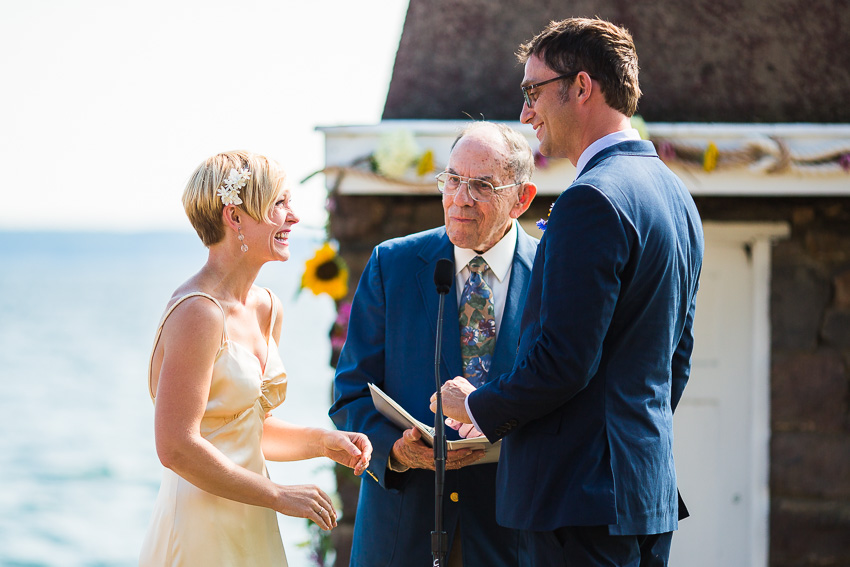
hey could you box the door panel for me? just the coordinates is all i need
[671,232,758,566]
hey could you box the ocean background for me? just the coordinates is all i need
[0,229,342,567]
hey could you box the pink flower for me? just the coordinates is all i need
[335,301,352,325]
[330,301,352,350]
[658,142,676,162]
[534,150,548,169]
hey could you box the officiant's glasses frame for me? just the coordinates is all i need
[435,172,521,203]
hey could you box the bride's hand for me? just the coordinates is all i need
[275,484,338,531]
[321,430,372,476]
[446,417,483,438]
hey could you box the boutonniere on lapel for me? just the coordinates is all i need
[536,203,554,232]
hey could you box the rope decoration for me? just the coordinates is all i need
[303,129,850,189]
[654,136,850,175]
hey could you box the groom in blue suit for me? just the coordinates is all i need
[330,121,538,566]
[439,19,704,566]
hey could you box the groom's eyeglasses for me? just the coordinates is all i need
[521,71,580,108]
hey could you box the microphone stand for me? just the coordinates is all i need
[431,260,452,566]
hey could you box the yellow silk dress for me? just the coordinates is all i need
[140,291,289,566]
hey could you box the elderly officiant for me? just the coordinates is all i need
[330,121,538,567]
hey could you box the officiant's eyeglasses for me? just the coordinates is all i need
[435,172,521,203]
[522,71,580,108]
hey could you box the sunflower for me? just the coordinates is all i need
[301,242,349,301]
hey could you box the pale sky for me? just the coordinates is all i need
[0,0,410,232]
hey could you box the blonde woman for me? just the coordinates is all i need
[140,151,371,566]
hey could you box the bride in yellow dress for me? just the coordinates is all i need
[139,151,371,566]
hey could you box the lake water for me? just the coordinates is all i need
[0,230,341,566]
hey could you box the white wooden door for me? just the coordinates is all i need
[670,223,786,567]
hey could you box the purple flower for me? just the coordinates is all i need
[537,202,554,232]
[330,334,346,350]
[658,141,676,162]
[478,318,496,338]
[330,301,352,350]
[335,301,352,325]
[534,150,549,169]
[840,153,850,172]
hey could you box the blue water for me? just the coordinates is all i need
[0,230,340,566]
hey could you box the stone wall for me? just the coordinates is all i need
[329,194,850,566]
[695,197,850,567]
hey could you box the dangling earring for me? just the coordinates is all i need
[237,226,248,253]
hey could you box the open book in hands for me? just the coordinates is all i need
[368,383,501,465]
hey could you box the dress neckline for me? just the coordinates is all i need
[148,289,278,400]
[223,334,275,376]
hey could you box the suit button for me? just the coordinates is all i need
[450,492,459,502]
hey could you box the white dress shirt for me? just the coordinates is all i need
[389,221,519,471]
[453,220,518,337]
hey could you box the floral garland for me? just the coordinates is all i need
[303,129,439,189]
[531,123,850,176]
[653,137,850,175]
[217,167,251,205]
[312,123,850,189]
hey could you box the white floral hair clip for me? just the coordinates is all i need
[217,167,251,206]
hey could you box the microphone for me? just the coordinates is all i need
[434,258,453,295]
[431,258,452,565]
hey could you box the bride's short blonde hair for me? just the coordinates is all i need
[182,150,287,246]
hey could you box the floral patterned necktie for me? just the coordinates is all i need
[459,256,496,387]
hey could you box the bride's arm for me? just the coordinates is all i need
[261,417,371,475]
[153,297,337,530]
[264,293,372,474]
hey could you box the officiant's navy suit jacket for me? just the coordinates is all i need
[330,225,538,567]
[469,140,704,536]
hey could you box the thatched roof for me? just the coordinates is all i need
[383,0,850,123]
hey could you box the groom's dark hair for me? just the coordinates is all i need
[517,17,642,117]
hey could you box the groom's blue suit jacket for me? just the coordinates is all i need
[469,140,704,536]
[330,226,538,567]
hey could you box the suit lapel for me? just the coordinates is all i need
[489,229,534,379]
[416,231,462,381]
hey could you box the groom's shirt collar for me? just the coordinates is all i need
[575,128,642,179]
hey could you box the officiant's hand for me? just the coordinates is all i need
[430,377,475,424]
[390,427,484,471]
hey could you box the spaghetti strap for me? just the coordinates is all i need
[263,287,277,338]
[147,292,228,400]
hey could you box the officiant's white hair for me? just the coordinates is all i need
[451,122,535,184]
